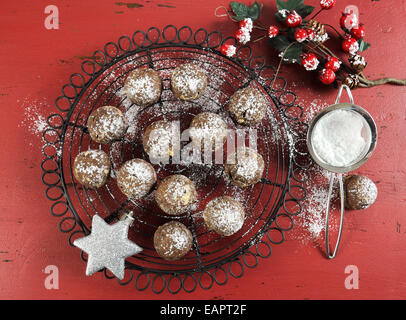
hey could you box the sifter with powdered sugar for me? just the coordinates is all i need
[306,85,377,259]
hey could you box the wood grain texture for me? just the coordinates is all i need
[0,0,405,299]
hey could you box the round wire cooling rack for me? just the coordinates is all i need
[41,25,312,294]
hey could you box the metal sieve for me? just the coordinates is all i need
[306,85,378,259]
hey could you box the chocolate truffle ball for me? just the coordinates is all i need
[203,196,245,236]
[225,147,264,187]
[124,68,162,106]
[228,87,267,126]
[87,106,128,144]
[155,175,197,215]
[117,158,157,200]
[189,112,228,153]
[171,63,208,100]
[344,174,378,210]
[154,221,193,261]
[142,120,180,163]
[73,150,111,188]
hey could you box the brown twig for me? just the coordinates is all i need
[252,35,267,43]
[358,77,406,87]
[214,6,238,22]
[270,42,296,90]
[323,24,345,40]
[254,20,268,29]
[310,8,323,20]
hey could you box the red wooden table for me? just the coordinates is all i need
[1,0,405,300]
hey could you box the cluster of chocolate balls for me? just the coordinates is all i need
[73,62,269,261]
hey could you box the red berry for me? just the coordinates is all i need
[268,25,279,38]
[221,44,236,57]
[306,28,315,41]
[325,56,341,72]
[286,10,302,28]
[235,28,250,44]
[239,18,253,32]
[320,0,336,10]
[319,68,336,85]
[301,53,320,71]
[342,37,359,54]
[294,28,307,42]
[340,12,359,31]
[350,25,366,39]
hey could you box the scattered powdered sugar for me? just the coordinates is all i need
[19,98,51,137]
[289,166,339,246]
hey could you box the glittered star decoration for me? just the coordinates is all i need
[73,214,142,280]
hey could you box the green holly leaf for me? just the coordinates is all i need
[295,5,314,18]
[247,1,263,20]
[282,42,303,63]
[275,11,286,22]
[268,36,303,63]
[358,39,371,52]
[268,35,291,51]
[230,1,263,21]
[276,0,304,11]
[230,1,248,20]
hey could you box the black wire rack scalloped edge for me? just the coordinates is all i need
[40,25,312,294]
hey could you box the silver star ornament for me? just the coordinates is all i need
[73,214,142,280]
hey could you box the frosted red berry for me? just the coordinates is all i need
[320,0,336,10]
[286,10,302,28]
[301,53,320,71]
[350,25,366,40]
[294,28,308,42]
[342,37,359,54]
[306,28,315,41]
[239,18,253,33]
[319,68,336,85]
[268,25,279,38]
[235,28,251,44]
[325,56,341,72]
[221,44,236,57]
[340,12,359,31]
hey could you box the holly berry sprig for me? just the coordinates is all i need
[218,0,406,88]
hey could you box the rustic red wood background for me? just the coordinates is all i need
[0,0,405,299]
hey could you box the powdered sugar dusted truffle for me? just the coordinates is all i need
[344,174,378,210]
[73,150,111,188]
[87,106,128,144]
[124,68,162,106]
[189,112,228,152]
[171,63,208,100]
[228,87,267,126]
[154,221,193,261]
[203,196,245,236]
[155,175,197,215]
[225,147,264,187]
[142,120,180,163]
[117,158,157,200]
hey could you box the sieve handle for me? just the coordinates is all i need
[335,84,354,105]
[325,172,345,259]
